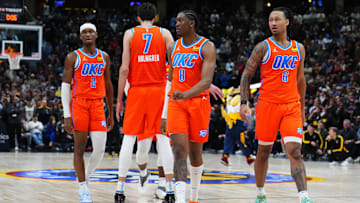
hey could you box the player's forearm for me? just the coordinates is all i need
[61,82,71,118]
[240,70,254,102]
[117,67,129,102]
[183,78,212,99]
[161,80,171,119]
[106,82,114,117]
[297,76,306,108]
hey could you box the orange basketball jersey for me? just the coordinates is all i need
[259,37,301,103]
[170,36,209,97]
[128,25,167,86]
[72,48,106,99]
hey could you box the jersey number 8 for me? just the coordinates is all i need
[179,69,185,82]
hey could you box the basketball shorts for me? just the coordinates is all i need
[122,85,165,141]
[71,97,107,132]
[255,99,303,144]
[167,95,211,143]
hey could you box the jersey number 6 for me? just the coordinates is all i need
[282,70,289,82]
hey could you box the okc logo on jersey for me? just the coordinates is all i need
[297,128,303,135]
[199,130,207,137]
[272,55,299,70]
[81,63,105,76]
[172,53,199,68]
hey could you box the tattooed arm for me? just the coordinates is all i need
[239,41,267,122]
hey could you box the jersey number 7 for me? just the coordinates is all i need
[142,33,153,54]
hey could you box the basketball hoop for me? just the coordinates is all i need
[2,52,23,70]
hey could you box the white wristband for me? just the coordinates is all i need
[124,80,130,96]
[161,80,171,119]
[61,82,71,118]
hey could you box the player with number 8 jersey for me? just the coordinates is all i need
[169,36,210,98]
[167,36,211,143]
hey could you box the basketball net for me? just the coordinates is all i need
[3,52,23,70]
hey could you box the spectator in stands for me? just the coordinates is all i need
[340,119,358,161]
[302,123,324,160]
[27,114,44,149]
[317,120,328,141]
[0,95,7,134]
[51,102,62,122]
[36,96,52,125]
[6,95,23,151]
[21,117,32,151]
[44,115,56,148]
[24,98,35,122]
[325,127,349,166]
[55,117,73,152]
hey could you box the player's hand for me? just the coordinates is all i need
[160,119,167,135]
[172,91,185,101]
[209,84,224,100]
[64,117,74,134]
[317,149,323,155]
[311,141,317,147]
[107,114,114,132]
[240,104,250,123]
[116,101,123,122]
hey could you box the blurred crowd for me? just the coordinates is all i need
[0,4,359,164]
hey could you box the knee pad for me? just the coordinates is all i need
[118,135,136,177]
[136,137,152,165]
[156,134,174,175]
[157,142,162,167]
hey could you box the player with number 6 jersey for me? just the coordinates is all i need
[257,37,301,103]
[240,7,312,203]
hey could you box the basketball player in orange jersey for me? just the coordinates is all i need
[239,7,312,203]
[164,10,216,203]
[114,2,175,203]
[62,23,114,203]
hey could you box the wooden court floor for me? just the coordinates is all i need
[0,152,359,203]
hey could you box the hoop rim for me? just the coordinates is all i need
[1,52,24,59]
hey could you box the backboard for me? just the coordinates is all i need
[0,23,42,60]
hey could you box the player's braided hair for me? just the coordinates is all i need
[180,9,199,31]
[137,2,157,21]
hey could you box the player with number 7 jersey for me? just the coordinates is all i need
[114,3,176,202]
